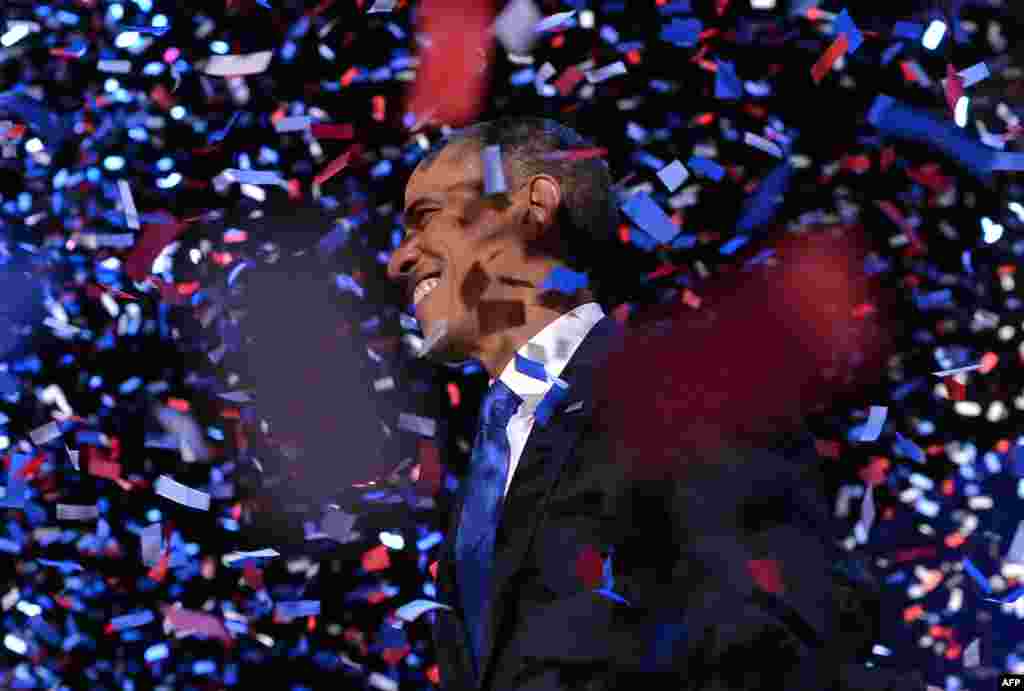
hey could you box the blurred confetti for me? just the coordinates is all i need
[0,0,1018,690]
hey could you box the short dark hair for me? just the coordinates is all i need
[419,117,618,297]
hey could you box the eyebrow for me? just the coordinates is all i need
[402,180,485,220]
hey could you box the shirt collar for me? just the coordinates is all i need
[489,302,605,415]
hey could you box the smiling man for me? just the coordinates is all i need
[386,117,924,691]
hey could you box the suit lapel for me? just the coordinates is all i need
[477,315,623,687]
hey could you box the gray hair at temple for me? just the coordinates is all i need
[418,117,619,300]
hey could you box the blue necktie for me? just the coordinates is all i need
[456,379,522,680]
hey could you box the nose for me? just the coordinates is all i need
[386,237,419,284]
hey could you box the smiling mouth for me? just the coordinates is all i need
[413,274,442,307]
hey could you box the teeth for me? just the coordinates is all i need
[413,277,441,306]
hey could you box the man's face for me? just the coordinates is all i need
[389,142,532,363]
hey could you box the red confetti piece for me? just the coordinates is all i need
[362,544,391,572]
[124,217,189,282]
[381,644,411,666]
[314,143,362,187]
[429,561,439,580]
[747,558,785,594]
[310,123,354,139]
[426,664,441,685]
[980,351,999,374]
[87,455,123,482]
[417,440,443,496]
[14,453,45,479]
[811,33,849,84]
[943,376,966,401]
[575,545,604,589]
[553,66,585,97]
[859,456,889,487]
[542,147,608,162]
[406,0,493,127]
[147,550,169,582]
[944,63,965,117]
[243,563,264,590]
[814,439,841,459]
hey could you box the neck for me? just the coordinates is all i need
[477,289,594,380]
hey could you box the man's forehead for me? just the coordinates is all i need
[405,144,484,204]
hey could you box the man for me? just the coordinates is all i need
[387,117,924,691]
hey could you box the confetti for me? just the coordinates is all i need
[154,475,211,511]
[493,0,543,55]
[856,406,887,442]
[656,160,689,192]
[620,193,679,244]
[56,504,99,521]
[482,145,507,195]
[200,51,273,77]
[811,33,849,84]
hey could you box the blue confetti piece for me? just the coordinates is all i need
[914,289,953,310]
[620,193,679,244]
[660,17,702,48]
[867,95,995,181]
[514,354,548,382]
[37,558,84,573]
[834,9,864,54]
[893,433,925,463]
[992,153,1024,171]
[737,162,793,232]
[657,0,692,14]
[540,266,589,295]
[984,585,1024,605]
[594,588,632,607]
[893,21,923,40]
[210,112,241,143]
[963,558,992,594]
[881,42,903,65]
[534,382,570,428]
[714,60,742,101]
[1,452,29,508]
[687,156,725,181]
[719,235,748,256]
[853,406,887,442]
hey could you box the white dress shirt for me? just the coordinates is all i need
[486,302,605,498]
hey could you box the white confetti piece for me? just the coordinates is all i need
[368,672,398,691]
[963,637,980,668]
[373,376,395,392]
[216,168,288,187]
[394,599,453,623]
[941,62,990,90]
[932,363,983,377]
[274,115,312,133]
[397,413,436,438]
[535,10,576,33]
[854,484,875,544]
[56,504,99,521]
[744,131,784,158]
[368,0,398,12]
[29,421,62,446]
[217,390,254,403]
[65,445,79,471]
[97,60,132,74]
[222,548,280,566]
[857,406,887,442]
[141,523,163,566]
[482,145,507,195]
[200,51,273,77]
[322,509,359,543]
[419,319,448,357]
[154,475,211,511]
[1006,521,1024,565]
[117,180,140,230]
[493,0,543,54]
[585,61,627,84]
[656,160,689,192]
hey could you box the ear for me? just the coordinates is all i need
[526,175,561,233]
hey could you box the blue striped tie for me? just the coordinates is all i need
[456,379,522,680]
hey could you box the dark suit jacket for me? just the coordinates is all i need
[431,315,926,691]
